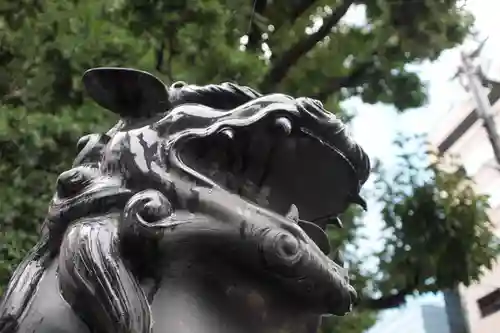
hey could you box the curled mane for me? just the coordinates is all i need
[0,80,265,333]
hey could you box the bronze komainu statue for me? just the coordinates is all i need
[0,68,370,333]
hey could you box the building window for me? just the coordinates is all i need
[477,288,500,317]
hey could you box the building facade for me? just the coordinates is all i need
[428,84,500,333]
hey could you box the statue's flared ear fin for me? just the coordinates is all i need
[352,194,367,211]
[82,67,169,118]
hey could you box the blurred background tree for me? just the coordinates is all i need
[0,0,498,332]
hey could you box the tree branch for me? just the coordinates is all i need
[287,0,319,28]
[155,30,177,82]
[312,60,373,101]
[357,270,421,311]
[269,0,320,52]
[247,0,268,51]
[155,40,165,73]
[258,0,355,92]
[357,288,412,310]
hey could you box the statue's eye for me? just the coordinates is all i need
[56,168,91,198]
[171,81,187,88]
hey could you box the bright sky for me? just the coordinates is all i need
[349,0,500,161]
[340,0,500,329]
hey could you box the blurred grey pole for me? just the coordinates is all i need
[443,288,470,333]
[459,46,500,165]
[445,39,499,333]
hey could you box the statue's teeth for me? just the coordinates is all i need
[285,204,299,223]
[220,128,234,139]
[332,217,343,228]
[274,117,292,136]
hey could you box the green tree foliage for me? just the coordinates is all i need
[357,134,500,310]
[0,0,497,332]
[319,310,377,333]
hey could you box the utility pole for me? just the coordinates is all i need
[445,39,500,333]
[457,41,500,166]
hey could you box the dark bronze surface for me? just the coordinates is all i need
[0,68,370,333]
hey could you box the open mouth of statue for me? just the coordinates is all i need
[175,113,361,257]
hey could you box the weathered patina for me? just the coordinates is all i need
[0,68,370,333]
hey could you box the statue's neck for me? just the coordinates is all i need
[150,275,231,333]
[148,258,320,333]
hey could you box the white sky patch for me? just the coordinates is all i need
[340,4,367,28]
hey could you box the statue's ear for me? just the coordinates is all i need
[82,67,170,118]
